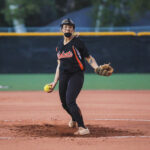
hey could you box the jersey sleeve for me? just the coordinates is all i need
[77,38,90,58]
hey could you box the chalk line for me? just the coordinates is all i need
[92,118,150,122]
[0,137,13,140]
[103,136,150,139]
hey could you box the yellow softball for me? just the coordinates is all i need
[44,84,52,92]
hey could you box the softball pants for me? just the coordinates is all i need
[59,71,85,128]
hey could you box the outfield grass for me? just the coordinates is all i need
[0,74,150,91]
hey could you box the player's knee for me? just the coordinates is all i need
[66,100,76,108]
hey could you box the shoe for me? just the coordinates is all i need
[68,119,76,128]
[74,127,90,135]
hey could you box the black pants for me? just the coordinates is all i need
[59,71,85,127]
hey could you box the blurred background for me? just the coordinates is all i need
[0,0,150,91]
[0,0,150,32]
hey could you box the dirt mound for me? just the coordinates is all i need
[9,124,143,138]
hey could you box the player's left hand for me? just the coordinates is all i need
[95,63,114,76]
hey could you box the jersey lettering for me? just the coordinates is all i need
[57,51,73,59]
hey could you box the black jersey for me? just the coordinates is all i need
[56,37,90,74]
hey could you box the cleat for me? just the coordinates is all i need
[74,127,90,135]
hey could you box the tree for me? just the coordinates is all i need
[55,0,92,18]
[1,0,92,27]
[0,0,9,26]
[129,0,150,20]
[1,0,56,27]
[92,0,150,27]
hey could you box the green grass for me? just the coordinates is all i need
[0,74,150,91]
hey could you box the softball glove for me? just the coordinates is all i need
[95,63,114,76]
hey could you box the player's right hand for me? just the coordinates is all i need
[47,82,56,93]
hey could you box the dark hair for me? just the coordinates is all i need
[60,18,75,29]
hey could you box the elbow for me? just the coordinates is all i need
[86,55,92,62]
[89,55,95,62]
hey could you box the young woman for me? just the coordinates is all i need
[48,18,101,135]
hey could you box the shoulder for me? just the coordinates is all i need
[73,37,85,47]
[56,39,63,52]
[73,36,83,43]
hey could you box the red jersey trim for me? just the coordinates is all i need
[72,46,84,71]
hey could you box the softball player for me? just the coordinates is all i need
[48,18,101,135]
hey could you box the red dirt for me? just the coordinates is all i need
[0,90,150,150]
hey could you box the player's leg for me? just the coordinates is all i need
[66,71,85,128]
[59,73,75,121]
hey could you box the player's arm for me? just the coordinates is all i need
[53,60,60,85]
[48,60,60,92]
[85,55,98,69]
[86,55,114,76]
[79,40,98,69]
[82,40,113,76]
